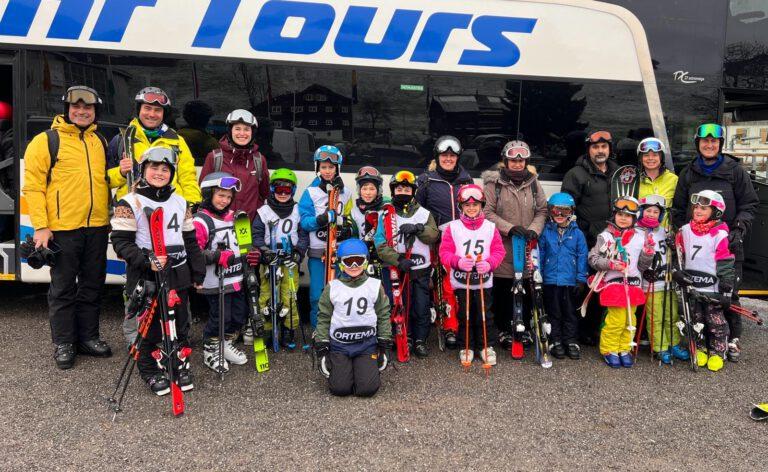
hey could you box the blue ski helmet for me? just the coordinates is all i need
[313,145,343,173]
[337,238,369,259]
[547,192,575,208]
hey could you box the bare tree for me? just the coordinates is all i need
[360,96,392,130]
[233,63,266,110]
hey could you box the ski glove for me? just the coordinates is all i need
[262,249,279,265]
[728,222,745,254]
[717,293,732,311]
[399,223,424,236]
[217,250,235,268]
[457,256,475,272]
[246,248,261,267]
[475,259,491,275]
[377,339,392,372]
[315,341,330,379]
[608,260,627,272]
[719,281,733,294]
[285,252,301,270]
[672,270,693,287]
[643,233,656,255]
[316,211,335,228]
[524,229,539,241]
[508,226,528,238]
[397,256,416,272]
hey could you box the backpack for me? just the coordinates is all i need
[45,129,108,184]
[213,148,263,183]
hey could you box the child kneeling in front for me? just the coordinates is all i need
[314,239,392,397]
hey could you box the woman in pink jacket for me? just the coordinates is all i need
[439,184,506,367]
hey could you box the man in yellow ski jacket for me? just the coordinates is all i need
[106,87,201,204]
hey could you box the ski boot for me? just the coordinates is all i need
[146,373,170,396]
[566,343,581,360]
[480,347,497,366]
[459,349,474,364]
[242,326,254,345]
[619,351,634,368]
[280,326,296,350]
[414,340,429,359]
[707,353,725,372]
[671,344,690,361]
[603,352,621,368]
[696,349,709,367]
[54,343,76,370]
[203,339,230,373]
[224,336,248,365]
[727,338,740,363]
[520,330,533,347]
[445,331,458,350]
[656,349,672,365]
[498,331,513,350]
[549,342,566,359]
[177,347,194,392]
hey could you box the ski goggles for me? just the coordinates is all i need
[272,184,294,195]
[614,197,639,213]
[695,123,724,139]
[357,166,381,179]
[435,137,462,155]
[587,130,612,144]
[459,186,484,204]
[340,255,367,268]
[135,88,170,106]
[393,170,416,185]
[316,151,341,163]
[637,139,663,154]
[226,109,258,127]
[140,147,178,166]
[62,86,102,105]
[201,176,242,192]
[690,193,724,209]
[549,206,573,217]
[503,144,531,160]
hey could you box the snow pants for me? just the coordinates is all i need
[204,290,248,340]
[600,305,638,355]
[691,298,729,356]
[642,288,681,353]
[328,341,380,397]
[258,264,300,333]
[543,285,578,345]
[407,269,431,343]
[456,287,497,353]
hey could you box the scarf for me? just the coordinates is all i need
[697,154,724,175]
[356,195,383,213]
[267,194,295,219]
[436,163,460,182]
[136,181,173,202]
[392,194,413,211]
[501,167,530,186]
[690,218,718,235]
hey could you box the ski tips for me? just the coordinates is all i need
[171,383,184,417]
[750,404,768,421]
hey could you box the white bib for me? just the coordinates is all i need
[127,193,187,267]
[194,212,243,290]
[640,227,669,291]
[680,224,727,292]
[328,277,381,344]
[600,229,644,286]
[258,205,300,249]
[395,207,432,270]
[447,219,495,289]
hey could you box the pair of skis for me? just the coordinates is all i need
[430,253,456,352]
[383,203,410,363]
[324,186,340,284]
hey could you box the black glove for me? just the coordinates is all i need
[719,281,733,294]
[399,223,424,236]
[262,249,278,265]
[377,339,392,371]
[728,224,744,254]
[337,223,354,241]
[571,282,587,297]
[672,270,693,287]
[316,211,332,228]
[331,176,344,189]
[397,256,416,272]
[508,226,528,237]
[717,293,732,311]
[524,229,539,241]
[314,341,330,378]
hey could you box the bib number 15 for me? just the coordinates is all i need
[462,239,485,257]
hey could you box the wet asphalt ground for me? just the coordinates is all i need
[1,283,767,471]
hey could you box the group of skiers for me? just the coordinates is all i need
[23,85,761,410]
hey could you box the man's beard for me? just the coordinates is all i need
[592,154,608,164]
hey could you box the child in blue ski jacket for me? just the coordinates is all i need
[298,146,354,328]
[537,192,589,360]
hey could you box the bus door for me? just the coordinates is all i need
[0,51,16,280]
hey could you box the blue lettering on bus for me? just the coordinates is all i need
[48,0,93,40]
[410,12,472,63]
[334,7,421,60]
[90,0,157,42]
[193,0,241,49]
[249,1,335,55]
[459,16,537,67]
[0,0,43,37]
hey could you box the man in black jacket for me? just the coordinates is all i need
[672,123,758,362]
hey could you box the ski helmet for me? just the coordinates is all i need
[269,168,298,196]
[139,147,177,183]
[501,140,531,161]
[694,123,724,154]
[135,87,171,115]
[548,192,575,208]
[356,166,383,194]
[586,130,613,155]
[457,184,486,207]
[200,172,241,202]
[639,194,666,222]
[62,85,102,119]
[637,137,666,171]
[612,195,640,220]
[691,190,726,220]
[313,145,342,173]
[434,135,462,157]
[389,170,417,194]
[337,238,369,272]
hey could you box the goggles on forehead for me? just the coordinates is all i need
[317,151,341,164]
[587,130,612,143]
[136,88,170,106]
[357,166,381,179]
[436,138,462,155]
[460,187,484,203]
[202,176,242,192]
[340,255,367,268]
[695,123,724,139]
[690,194,719,207]
[226,109,258,127]
[503,145,531,160]
[614,198,639,213]
[141,147,177,166]
[638,139,663,154]
[63,86,102,105]
[394,170,416,185]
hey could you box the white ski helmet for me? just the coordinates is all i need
[639,194,666,222]
[691,190,726,219]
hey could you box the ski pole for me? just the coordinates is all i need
[462,257,472,371]
[620,245,637,346]
[217,242,226,381]
[478,255,491,376]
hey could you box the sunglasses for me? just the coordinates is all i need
[696,123,724,139]
[340,255,367,268]
[550,207,573,217]
[587,131,612,143]
[394,170,416,185]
